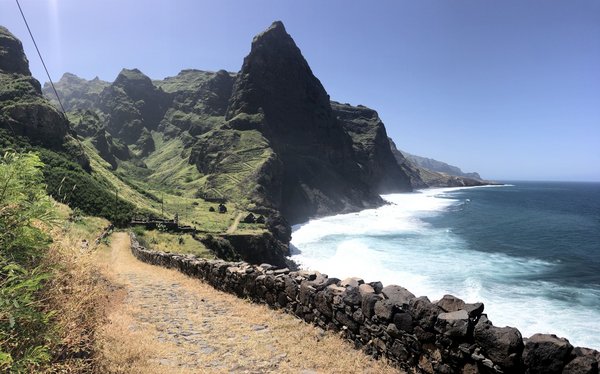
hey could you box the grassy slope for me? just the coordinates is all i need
[193,128,274,206]
[41,70,271,236]
[83,133,266,235]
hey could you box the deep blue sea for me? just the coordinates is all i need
[290,182,600,349]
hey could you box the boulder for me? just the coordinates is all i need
[314,290,333,318]
[340,277,364,288]
[342,286,362,306]
[393,311,414,333]
[436,294,466,312]
[362,292,383,320]
[562,356,598,374]
[474,315,523,371]
[523,334,573,374]
[358,283,375,295]
[563,347,600,374]
[436,310,470,339]
[382,284,415,307]
[284,276,297,299]
[410,297,441,330]
[374,299,395,320]
[464,302,484,318]
[369,281,384,293]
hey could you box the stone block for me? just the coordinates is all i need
[374,299,396,320]
[523,333,573,374]
[382,284,415,307]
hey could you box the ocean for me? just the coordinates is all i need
[290,181,600,349]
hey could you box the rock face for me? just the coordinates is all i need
[404,150,482,180]
[388,137,489,188]
[155,69,235,138]
[332,102,412,194]
[0,26,31,75]
[388,138,429,188]
[523,334,574,374]
[226,21,410,223]
[99,68,170,143]
[0,26,87,166]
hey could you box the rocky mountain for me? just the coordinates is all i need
[224,21,410,223]
[0,26,136,225]
[7,19,492,240]
[403,151,482,180]
[45,72,109,112]
[0,26,81,154]
[388,138,487,187]
[42,21,413,227]
[332,101,413,193]
[1,20,492,265]
[99,68,170,144]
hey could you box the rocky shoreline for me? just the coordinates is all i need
[130,232,599,374]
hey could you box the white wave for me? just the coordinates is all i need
[290,186,600,349]
[292,188,463,246]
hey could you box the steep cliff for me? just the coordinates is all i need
[40,21,416,226]
[0,26,136,225]
[155,69,235,138]
[403,151,482,180]
[332,101,412,194]
[0,26,75,151]
[388,138,488,188]
[225,21,411,223]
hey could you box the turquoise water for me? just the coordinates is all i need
[290,182,600,349]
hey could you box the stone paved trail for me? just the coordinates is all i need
[97,232,401,374]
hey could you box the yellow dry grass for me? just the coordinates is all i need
[41,204,113,372]
[94,232,404,374]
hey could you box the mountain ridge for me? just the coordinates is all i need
[26,21,486,255]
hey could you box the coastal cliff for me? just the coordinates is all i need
[224,22,412,223]
[389,138,490,188]
[40,21,416,230]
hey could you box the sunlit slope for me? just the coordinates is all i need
[83,138,266,234]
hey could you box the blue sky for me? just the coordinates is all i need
[1,0,599,181]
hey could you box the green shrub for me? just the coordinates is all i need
[0,129,137,226]
[0,152,55,371]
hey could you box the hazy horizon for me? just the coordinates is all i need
[1,0,598,182]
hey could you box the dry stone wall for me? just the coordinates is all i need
[129,233,599,374]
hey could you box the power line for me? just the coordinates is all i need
[15,0,67,116]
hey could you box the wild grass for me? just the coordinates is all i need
[41,206,113,371]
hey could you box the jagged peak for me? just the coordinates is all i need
[113,68,155,90]
[250,20,295,49]
[115,67,149,81]
[59,72,85,82]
